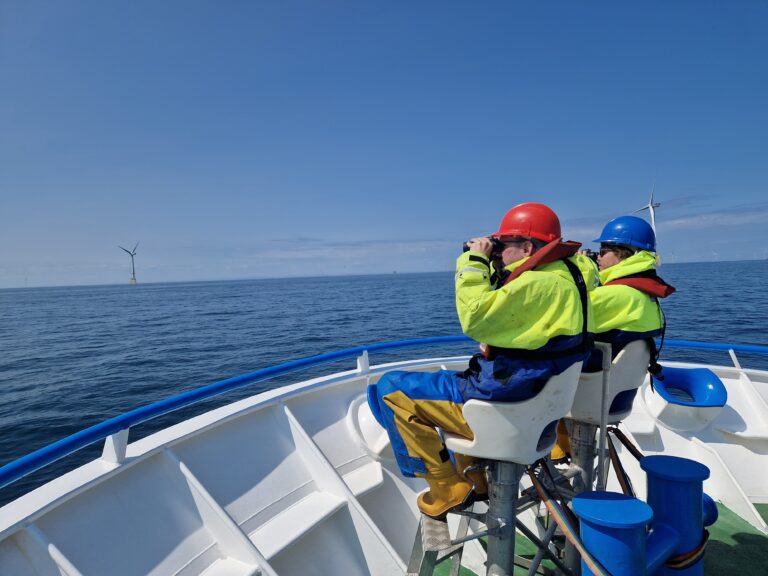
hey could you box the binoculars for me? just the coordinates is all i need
[583,249,599,263]
[462,237,506,255]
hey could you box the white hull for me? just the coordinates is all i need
[1,354,766,575]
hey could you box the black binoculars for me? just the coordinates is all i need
[462,237,506,255]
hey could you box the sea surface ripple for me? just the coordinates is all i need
[1,261,767,504]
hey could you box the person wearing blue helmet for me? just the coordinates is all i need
[589,215,674,366]
[595,214,658,253]
[551,215,675,463]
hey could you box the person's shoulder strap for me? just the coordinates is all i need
[561,257,590,353]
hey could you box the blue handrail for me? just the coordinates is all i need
[1,336,767,492]
[0,336,466,490]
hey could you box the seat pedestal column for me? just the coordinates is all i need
[569,420,598,493]
[486,461,525,576]
[563,420,599,576]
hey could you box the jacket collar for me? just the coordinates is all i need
[503,239,582,284]
[599,251,675,298]
[599,250,657,284]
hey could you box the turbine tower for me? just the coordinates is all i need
[634,182,661,234]
[119,242,139,285]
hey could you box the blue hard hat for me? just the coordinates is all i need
[594,215,656,252]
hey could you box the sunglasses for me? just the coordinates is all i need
[599,246,620,256]
[499,237,529,246]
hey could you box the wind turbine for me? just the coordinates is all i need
[634,182,661,234]
[119,242,139,285]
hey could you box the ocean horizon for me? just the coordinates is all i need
[2,260,768,505]
[3,257,768,291]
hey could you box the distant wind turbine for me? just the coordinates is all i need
[119,242,139,285]
[634,182,661,234]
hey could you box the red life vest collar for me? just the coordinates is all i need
[503,239,582,285]
[605,274,676,298]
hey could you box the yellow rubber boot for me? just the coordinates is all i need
[417,474,474,519]
[550,419,571,463]
[453,452,488,499]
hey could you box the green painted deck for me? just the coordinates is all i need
[433,504,768,576]
[705,503,768,576]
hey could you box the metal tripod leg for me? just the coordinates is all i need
[448,512,471,576]
[408,462,575,576]
[517,520,567,576]
[407,516,440,576]
[407,514,466,576]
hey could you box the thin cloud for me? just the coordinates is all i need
[271,236,326,243]
[661,204,768,230]
[655,195,713,211]
[244,239,457,261]
[562,196,763,238]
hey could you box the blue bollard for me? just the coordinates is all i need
[641,455,710,576]
[702,493,718,527]
[572,492,654,576]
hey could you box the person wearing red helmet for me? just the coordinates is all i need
[367,203,598,519]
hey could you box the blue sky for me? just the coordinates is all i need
[2,1,767,288]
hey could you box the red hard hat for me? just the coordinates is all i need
[492,203,561,242]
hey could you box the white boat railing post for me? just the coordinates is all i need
[357,350,370,374]
[101,428,129,464]
[728,348,742,371]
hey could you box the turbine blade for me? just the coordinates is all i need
[119,246,132,255]
[132,242,139,254]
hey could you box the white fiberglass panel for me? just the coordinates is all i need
[356,465,422,562]
[267,506,380,576]
[284,376,423,563]
[284,378,371,469]
[749,369,768,405]
[0,535,59,576]
[170,403,316,534]
[32,453,228,575]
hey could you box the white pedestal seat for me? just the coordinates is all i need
[444,361,583,464]
[568,340,650,425]
[435,361,583,576]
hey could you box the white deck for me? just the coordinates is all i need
[1,355,767,575]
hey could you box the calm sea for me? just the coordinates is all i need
[2,261,768,505]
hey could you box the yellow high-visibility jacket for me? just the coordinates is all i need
[592,250,664,345]
[455,251,598,350]
[453,251,598,401]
